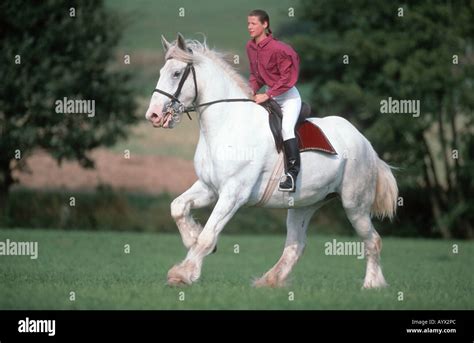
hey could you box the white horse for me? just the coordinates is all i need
[145,34,398,289]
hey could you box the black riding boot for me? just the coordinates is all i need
[279,138,300,192]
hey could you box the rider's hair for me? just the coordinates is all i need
[248,9,272,34]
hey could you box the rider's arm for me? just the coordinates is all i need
[246,42,263,95]
[249,71,264,95]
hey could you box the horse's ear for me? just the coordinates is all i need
[176,32,187,51]
[161,35,171,52]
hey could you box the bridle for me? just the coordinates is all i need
[152,60,198,121]
[152,50,255,123]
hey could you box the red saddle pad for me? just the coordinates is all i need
[297,121,337,154]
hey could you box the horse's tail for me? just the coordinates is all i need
[371,156,398,221]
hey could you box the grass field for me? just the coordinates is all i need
[0,228,472,310]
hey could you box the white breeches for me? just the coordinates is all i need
[272,86,301,140]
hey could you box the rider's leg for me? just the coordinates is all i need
[273,87,301,192]
[279,137,300,192]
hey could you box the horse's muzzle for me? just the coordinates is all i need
[150,112,163,127]
[149,112,174,128]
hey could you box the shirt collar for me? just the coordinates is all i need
[254,34,273,48]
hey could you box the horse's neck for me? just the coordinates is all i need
[196,62,250,140]
[193,60,276,178]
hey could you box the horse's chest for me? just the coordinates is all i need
[193,145,221,191]
[194,148,249,191]
[194,156,214,186]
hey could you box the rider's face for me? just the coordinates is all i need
[247,16,267,39]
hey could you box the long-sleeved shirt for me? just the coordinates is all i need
[246,34,300,98]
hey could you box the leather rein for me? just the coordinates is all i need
[152,50,254,121]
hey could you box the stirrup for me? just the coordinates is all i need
[278,173,295,192]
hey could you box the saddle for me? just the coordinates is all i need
[260,99,337,155]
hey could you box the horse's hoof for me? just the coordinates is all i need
[167,264,193,286]
[253,274,285,288]
[167,277,189,287]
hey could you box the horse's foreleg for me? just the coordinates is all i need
[168,188,247,286]
[254,206,317,287]
[171,180,217,249]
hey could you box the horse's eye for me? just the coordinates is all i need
[173,71,181,78]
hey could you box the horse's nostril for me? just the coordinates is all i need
[151,113,158,119]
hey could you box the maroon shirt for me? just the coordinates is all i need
[246,34,300,98]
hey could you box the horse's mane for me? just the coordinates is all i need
[165,38,253,98]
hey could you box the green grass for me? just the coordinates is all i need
[0,228,472,309]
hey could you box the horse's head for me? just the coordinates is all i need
[145,33,197,129]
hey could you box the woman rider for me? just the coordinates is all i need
[246,9,301,193]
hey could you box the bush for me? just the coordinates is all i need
[2,185,438,237]
[1,186,354,236]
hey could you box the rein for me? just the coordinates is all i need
[152,52,254,120]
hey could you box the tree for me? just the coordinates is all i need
[291,0,474,238]
[0,0,137,211]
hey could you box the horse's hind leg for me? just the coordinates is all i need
[340,148,388,289]
[254,205,317,288]
[344,207,388,289]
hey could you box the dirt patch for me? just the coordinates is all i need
[13,149,198,195]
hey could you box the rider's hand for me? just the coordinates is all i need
[254,93,270,104]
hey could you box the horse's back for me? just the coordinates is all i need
[306,115,369,154]
[307,115,361,136]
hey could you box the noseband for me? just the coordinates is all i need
[152,50,254,122]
